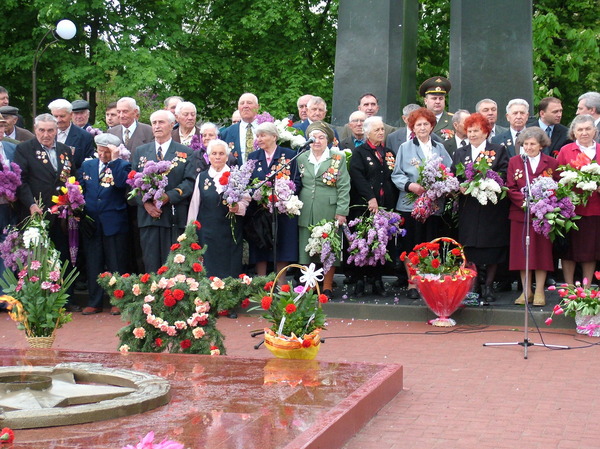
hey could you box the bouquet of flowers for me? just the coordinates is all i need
[305,219,342,272]
[254,112,307,149]
[189,133,205,153]
[220,160,256,210]
[526,176,579,241]
[401,237,470,279]
[50,176,86,264]
[406,155,460,222]
[0,213,77,339]
[85,125,103,136]
[455,156,507,205]
[127,160,172,209]
[0,160,21,203]
[0,213,48,271]
[557,152,600,206]
[343,209,406,266]
[252,177,303,217]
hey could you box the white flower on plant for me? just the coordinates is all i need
[132,284,141,296]
[143,304,152,314]
[241,275,253,285]
[119,344,130,354]
[210,277,225,289]
[173,254,185,264]
[132,327,146,339]
[192,327,206,339]
[174,320,187,330]
[144,295,155,303]
[150,281,158,293]
[109,276,117,286]
[23,228,41,248]
[177,233,187,242]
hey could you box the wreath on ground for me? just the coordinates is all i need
[97,221,274,355]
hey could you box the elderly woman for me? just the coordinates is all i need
[557,114,600,286]
[349,115,399,296]
[507,128,559,306]
[187,139,248,278]
[193,122,238,173]
[392,108,452,299]
[247,121,301,278]
[451,112,510,303]
[297,121,350,298]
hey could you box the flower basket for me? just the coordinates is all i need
[403,237,477,327]
[25,334,56,349]
[264,328,321,360]
[575,311,600,337]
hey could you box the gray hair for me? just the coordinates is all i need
[568,114,598,141]
[117,97,138,110]
[348,110,366,123]
[206,138,230,156]
[307,96,327,111]
[517,126,550,148]
[34,113,58,127]
[362,116,383,136]
[200,122,219,134]
[175,101,196,115]
[506,98,529,114]
[238,92,259,105]
[452,109,470,124]
[475,98,498,112]
[164,95,184,108]
[255,121,279,138]
[48,99,72,113]
[150,110,176,124]
[402,103,420,116]
[578,92,600,115]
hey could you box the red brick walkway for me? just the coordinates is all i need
[2,312,599,448]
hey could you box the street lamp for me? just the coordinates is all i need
[32,19,77,118]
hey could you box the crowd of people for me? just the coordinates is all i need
[0,79,598,314]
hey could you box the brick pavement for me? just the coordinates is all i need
[1,311,599,448]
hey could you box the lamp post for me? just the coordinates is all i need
[32,19,76,118]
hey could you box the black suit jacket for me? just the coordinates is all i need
[64,123,95,169]
[525,118,572,157]
[15,139,75,219]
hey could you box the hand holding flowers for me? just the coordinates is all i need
[455,157,507,206]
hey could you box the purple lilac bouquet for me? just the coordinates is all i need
[305,219,342,272]
[455,157,507,205]
[189,133,205,153]
[118,144,131,161]
[50,177,86,264]
[526,176,579,241]
[85,125,103,136]
[220,160,256,209]
[0,161,22,203]
[406,155,460,222]
[127,160,172,209]
[252,177,303,217]
[343,209,406,266]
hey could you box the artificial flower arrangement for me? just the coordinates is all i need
[255,112,307,149]
[127,160,173,209]
[557,152,600,206]
[0,159,21,203]
[406,155,460,222]
[50,176,87,265]
[545,272,600,337]
[305,219,342,273]
[249,264,327,360]
[343,209,406,266]
[97,221,273,355]
[525,176,579,241]
[0,212,78,341]
[400,237,476,326]
[455,156,507,206]
[122,431,183,449]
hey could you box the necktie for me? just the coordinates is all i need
[157,146,163,161]
[409,131,416,140]
[460,140,467,147]
[546,126,552,138]
[245,123,253,159]
[515,131,521,142]
[124,128,130,145]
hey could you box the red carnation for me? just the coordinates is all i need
[173,289,185,301]
[122,273,130,278]
[219,173,229,185]
[100,272,111,278]
[241,298,250,308]
[238,273,247,279]
[140,273,151,283]
[198,316,208,326]
[419,249,429,258]
[157,266,168,275]
[280,284,291,293]
[164,297,176,307]
[127,170,136,179]
[285,304,297,314]
[218,310,229,316]
[261,296,272,310]
[0,427,15,444]
[193,220,202,229]
[451,248,462,256]
[114,289,124,299]
[302,339,312,348]
[155,338,163,347]
[191,243,201,250]
[322,232,329,239]
[180,339,191,349]
[318,294,328,303]
[264,281,274,291]
[171,243,181,251]
[192,263,203,273]
[431,258,441,269]
[399,252,407,262]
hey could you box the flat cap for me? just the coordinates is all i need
[0,106,19,116]
[71,100,91,111]
[94,133,121,147]
[306,121,334,143]
[419,76,451,97]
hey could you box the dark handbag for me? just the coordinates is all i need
[243,206,273,250]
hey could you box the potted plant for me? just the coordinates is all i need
[545,272,600,337]
[400,237,477,327]
[0,213,78,348]
[250,263,328,360]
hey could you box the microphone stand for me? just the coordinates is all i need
[484,154,567,358]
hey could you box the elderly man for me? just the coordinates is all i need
[14,113,79,310]
[231,110,241,125]
[77,133,131,315]
[526,97,571,156]
[386,104,443,154]
[164,96,184,115]
[476,99,508,141]
[71,100,92,129]
[339,111,366,150]
[576,91,600,142]
[340,94,396,142]
[107,97,154,153]
[48,99,95,169]
[293,96,339,142]
[420,76,454,137]
[172,101,201,146]
[443,109,471,156]
[0,106,34,142]
[293,94,313,125]
[105,102,119,129]
[221,92,260,164]
[131,110,195,272]
[492,99,529,157]
[0,86,25,128]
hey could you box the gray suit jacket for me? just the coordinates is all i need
[108,122,154,154]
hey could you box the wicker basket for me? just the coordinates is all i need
[26,335,56,349]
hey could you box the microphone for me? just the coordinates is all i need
[298,137,315,151]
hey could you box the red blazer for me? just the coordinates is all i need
[507,153,559,222]
[556,142,600,216]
